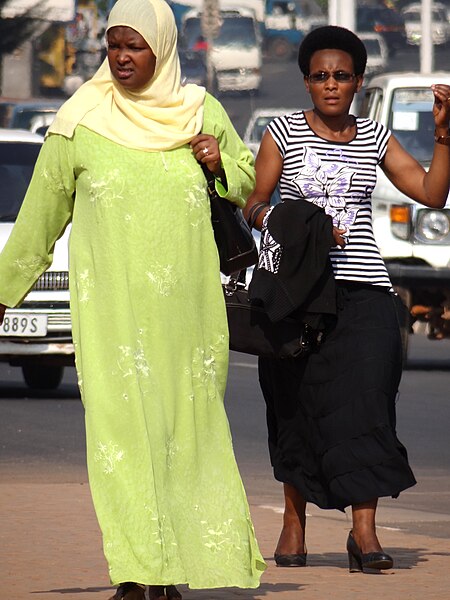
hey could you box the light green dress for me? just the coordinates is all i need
[0,93,266,588]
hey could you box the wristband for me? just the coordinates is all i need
[247,202,268,229]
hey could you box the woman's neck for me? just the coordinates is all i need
[306,109,356,142]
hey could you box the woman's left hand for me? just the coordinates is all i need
[431,84,450,129]
[333,226,347,248]
[190,134,222,175]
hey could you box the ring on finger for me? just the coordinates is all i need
[202,147,209,155]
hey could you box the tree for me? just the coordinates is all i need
[0,0,45,56]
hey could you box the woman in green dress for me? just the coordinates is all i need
[0,0,266,598]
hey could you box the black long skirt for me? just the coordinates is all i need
[259,282,417,511]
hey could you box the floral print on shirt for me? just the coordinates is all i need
[292,147,360,236]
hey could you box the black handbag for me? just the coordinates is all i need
[223,276,319,359]
[201,163,258,276]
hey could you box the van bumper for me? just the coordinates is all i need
[387,263,450,288]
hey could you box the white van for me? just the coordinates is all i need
[359,72,450,360]
[0,128,72,389]
[180,8,262,94]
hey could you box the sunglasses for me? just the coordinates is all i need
[308,71,356,84]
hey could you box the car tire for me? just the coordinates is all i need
[267,37,293,61]
[22,364,64,390]
[393,286,411,369]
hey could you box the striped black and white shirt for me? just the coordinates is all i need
[268,111,392,288]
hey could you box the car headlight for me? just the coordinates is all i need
[415,209,450,243]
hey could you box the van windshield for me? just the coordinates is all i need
[363,38,382,56]
[388,88,435,164]
[0,142,41,221]
[182,16,257,50]
[215,18,258,48]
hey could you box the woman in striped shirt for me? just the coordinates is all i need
[244,25,450,573]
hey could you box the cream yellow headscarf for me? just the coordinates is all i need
[47,0,205,151]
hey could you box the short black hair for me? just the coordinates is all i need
[298,25,367,76]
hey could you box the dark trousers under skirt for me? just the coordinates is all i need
[259,283,417,511]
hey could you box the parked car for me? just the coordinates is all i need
[357,5,407,56]
[358,32,389,79]
[0,99,64,132]
[243,107,299,157]
[0,129,72,389]
[401,2,450,47]
[358,72,450,360]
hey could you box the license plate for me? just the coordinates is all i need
[0,312,48,337]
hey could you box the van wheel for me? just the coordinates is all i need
[22,365,64,390]
[393,286,411,369]
[399,318,410,368]
[268,37,293,61]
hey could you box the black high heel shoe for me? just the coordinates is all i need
[274,552,307,567]
[346,531,393,573]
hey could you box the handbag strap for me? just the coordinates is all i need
[227,269,247,288]
[200,161,222,203]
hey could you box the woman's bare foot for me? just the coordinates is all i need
[275,525,306,556]
[351,499,383,554]
[275,484,307,556]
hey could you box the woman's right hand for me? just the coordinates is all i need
[431,83,450,130]
[0,304,6,325]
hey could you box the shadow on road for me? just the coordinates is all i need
[0,382,80,399]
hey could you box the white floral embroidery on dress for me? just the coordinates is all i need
[88,169,126,208]
[117,340,151,379]
[166,435,179,470]
[94,441,124,474]
[182,160,208,228]
[151,514,165,546]
[200,518,241,553]
[77,269,95,303]
[191,346,218,399]
[42,167,67,194]
[14,256,48,280]
[149,513,178,565]
[160,151,169,172]
[146,263,178,296]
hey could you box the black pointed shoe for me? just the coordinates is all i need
[274,552,307,567]
[346,531,393,573]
